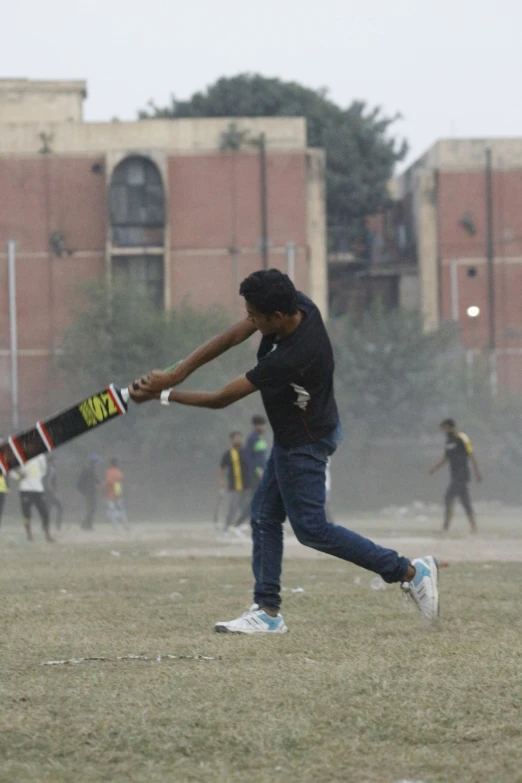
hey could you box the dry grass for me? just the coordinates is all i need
[1,518,522,783]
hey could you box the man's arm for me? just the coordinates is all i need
[166,375,257,410]
[429,453,447,475]
[470,452,483,483]
[134,318,257,398]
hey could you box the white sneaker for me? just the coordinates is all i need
[215,608,288,634]
[402,556,439,625]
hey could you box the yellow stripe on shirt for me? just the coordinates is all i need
[0,475,8,493]
[459,432,473,455]
[230,448,243,492]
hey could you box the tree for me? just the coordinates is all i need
[58,281,253,509]
[139,74,407,240]
[331,304,464,441]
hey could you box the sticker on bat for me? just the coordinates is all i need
[78,392,118,428]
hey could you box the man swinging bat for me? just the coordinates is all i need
[132,269,441,634]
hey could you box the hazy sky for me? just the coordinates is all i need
[4,0,521,167]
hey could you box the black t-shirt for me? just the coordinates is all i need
[246,292,338,448]
[445,432,473,482]
[220,448,250,491]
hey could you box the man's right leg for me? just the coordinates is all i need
[458,483,477,533]
[443,484,457,531]
[34,493,53,542]
[223,492,240,532]
[82,495,96,529]
[20,492,33,541]
[0,494,5,527]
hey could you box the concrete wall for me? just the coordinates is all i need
[0,80,86,123]
[306,149,327,319]
[416,169,440,332]
[0,117,306,156]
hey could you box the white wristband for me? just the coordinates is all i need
[160,389,173,406]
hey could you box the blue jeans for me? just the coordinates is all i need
[250,422,411,611]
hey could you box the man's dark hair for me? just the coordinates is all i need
[239,269,298,316]
[229,431,242,439]
[252,415,266,426]
[111,457,119,466]
[440,418,456,428]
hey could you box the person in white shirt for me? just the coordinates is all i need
[16,455,53,542]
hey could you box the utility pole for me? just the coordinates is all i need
[7,240,19,430]
[258,133,269,269]
[485,147,497,396]
[286,241,296,282]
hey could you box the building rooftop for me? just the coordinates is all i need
[0,78,88,124]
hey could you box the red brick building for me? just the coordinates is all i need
[358,139,522,394]
[0,80,327,429]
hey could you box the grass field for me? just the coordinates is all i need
[1,513,522,783]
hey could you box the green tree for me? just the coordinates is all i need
[58,280,252,466]
[139,74,407,239]
[331,305,464,441]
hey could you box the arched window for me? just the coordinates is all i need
[109,156,165,247]
[109,156,165,307]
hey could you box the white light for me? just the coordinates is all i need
[466,306,480,318]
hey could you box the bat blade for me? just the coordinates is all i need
[0,384,128,475]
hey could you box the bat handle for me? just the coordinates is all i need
[126,359,184,400]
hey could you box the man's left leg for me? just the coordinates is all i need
[214,451,288,634]
[117,499,129,528]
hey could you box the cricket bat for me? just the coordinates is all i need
[0,364,181,476]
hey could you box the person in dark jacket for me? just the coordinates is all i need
[76,455,100,530]
[45,456,64,531]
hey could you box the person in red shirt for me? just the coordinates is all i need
[104,458,129,529]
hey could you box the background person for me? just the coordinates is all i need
[429,418,482,533]
[104,457,129,529]
[76,455,101,530]
[133,269,439,633]
[231,415,268,530]
[0,437,8,530]
[16,454,52,542]
[45,455,63,531]
[219,432,250,535]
